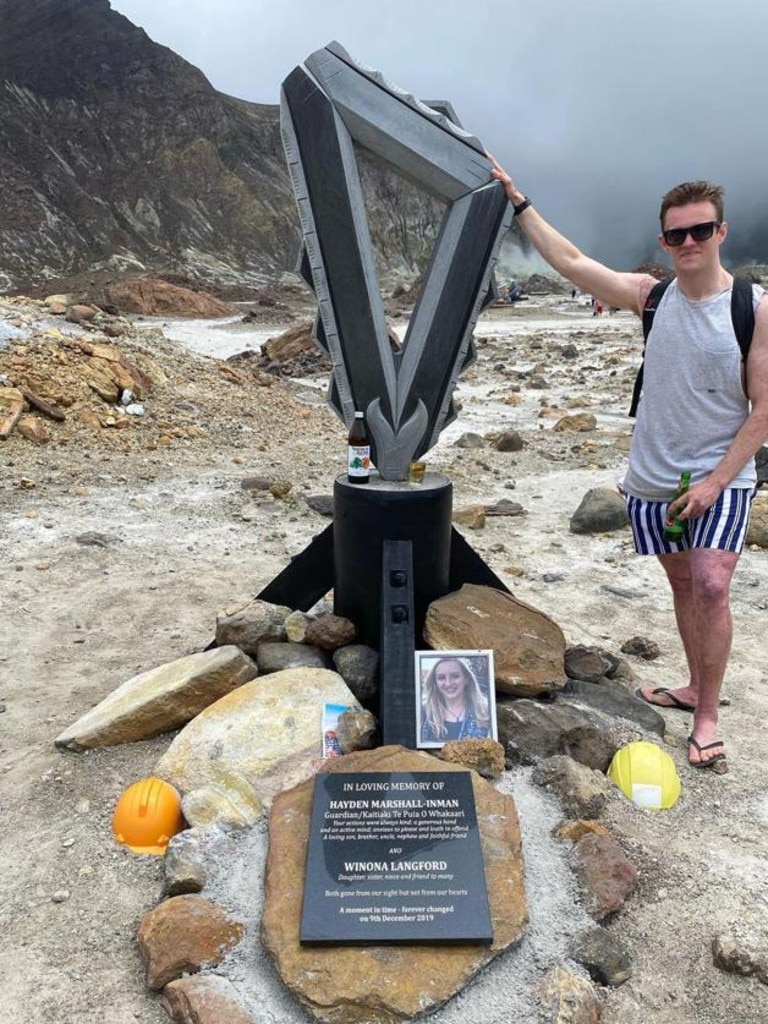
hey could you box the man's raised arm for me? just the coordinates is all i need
[489,155,653,315]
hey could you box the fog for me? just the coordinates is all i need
[110,0,768,268]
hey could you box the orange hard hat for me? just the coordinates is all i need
[112,776,184,855]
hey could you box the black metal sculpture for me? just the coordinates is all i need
[280,41,512,480]
[257,43,514,746]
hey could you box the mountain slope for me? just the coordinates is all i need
[0,0,299,292]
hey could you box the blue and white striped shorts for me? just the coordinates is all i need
[625,488,755,555]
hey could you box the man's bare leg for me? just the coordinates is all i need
[640,549,739,764]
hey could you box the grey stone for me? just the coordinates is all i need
[453,432,485,449]
[163,828,208,896]
[256,641,327,673]
[335,709,376,753]
[215,598,290,655]
[565,644,614,682]
[284,610,313,643]
[569,487,629,534]
[492,429,525,452]
[532,754,615,819]
[496,698,618,771]
[712,931,768,983]
[620,635,662,660]
[332,644,379,704]
[559,679,666,736]
[568,925,633,986]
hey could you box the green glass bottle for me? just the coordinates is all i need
[663,471,691,541]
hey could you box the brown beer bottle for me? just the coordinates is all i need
[347,411,371,484]
[663,471,691,541]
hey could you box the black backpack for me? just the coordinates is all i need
[628,276,755,416]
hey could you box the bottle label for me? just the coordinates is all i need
[348,444,371,477]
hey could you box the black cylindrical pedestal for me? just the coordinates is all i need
[333,472,452,647]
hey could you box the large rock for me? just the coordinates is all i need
[137,894,245,990]
[261,745,528,1024]
[424,584,567,697]
[100,277,232,317]
[496,699,619,771]
[569,487,629,534]
[156,667,358,806]
[54,646,257,751]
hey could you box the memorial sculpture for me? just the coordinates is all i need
[253,43,514,745]
[280,40,512,480]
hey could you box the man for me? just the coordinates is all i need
[490,157,768,769]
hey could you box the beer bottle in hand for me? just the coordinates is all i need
[663,470,691,541]
[347,411,371,484]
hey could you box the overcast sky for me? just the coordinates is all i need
[110,0,768,268]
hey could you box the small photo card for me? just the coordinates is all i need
[322,701,355,758]
[415,649,497,749]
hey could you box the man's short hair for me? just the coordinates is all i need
[660,180,725,227]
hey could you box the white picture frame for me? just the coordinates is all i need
[415,649,497,749]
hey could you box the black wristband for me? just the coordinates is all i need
[513,197,531,216]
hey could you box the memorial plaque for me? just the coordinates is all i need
[300,771,493,944]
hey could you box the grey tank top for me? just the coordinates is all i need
[622,279,763,500]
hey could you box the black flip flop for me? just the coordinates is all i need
[688,735,727,770]
[636,686,696,713]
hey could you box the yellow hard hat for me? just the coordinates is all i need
[112,777,184,855]
[608,741,681,810]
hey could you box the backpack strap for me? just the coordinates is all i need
[628,279,672,416]
[730,276,755,361]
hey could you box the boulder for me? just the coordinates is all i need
[261,745,528,1024]
[54,646,257,751]
[496,698,618,771]
[156,667,358,806]
[569,487,629,534]
[99,277,232,317]
[424,584,567,697]
[137,894,244,990]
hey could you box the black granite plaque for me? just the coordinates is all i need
[299,771,493,944]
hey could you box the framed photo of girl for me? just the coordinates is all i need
[415,650,497,749]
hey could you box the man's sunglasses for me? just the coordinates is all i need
[662,221,721,247]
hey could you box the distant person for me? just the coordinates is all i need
[420,657,490,743]
[490,155,768,771]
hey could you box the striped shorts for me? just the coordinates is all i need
[625,487,755,555]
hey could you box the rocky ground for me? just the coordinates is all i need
[2,290,768,1023]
